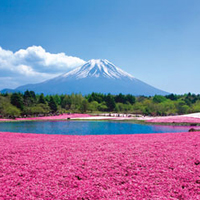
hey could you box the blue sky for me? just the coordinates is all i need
[0,0,200,94]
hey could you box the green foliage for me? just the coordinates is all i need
[184,92,198,106]
[115,93,136,104]
[126,94,136,104]
[1,91,200,118]
[87,92,104,103]
[106,94,116,111]
[80,99,89,113]
[115,93,126,104]
[0,96,21,117]
[157,99,176,115]
[88,101,99,112]
[23,90,36,106]
[61,95,72,109]
[48,96,58,112]
[61,93,85,112]
[54,94,61,105]
[11,93,24,110]
[176,100,189,114]
[166,93,178,101]
[115,103,125,112]
[191,100,200,112]
[4,105,21,117]
[153,95,167,103]
[38,93,46,104]
[98,102,108,111]
[23,104,50,115]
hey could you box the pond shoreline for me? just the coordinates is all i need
[1,112,200,127]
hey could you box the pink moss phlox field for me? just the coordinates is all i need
[0,113,91,122]
[146,116,200,124]
[0,132,200,199]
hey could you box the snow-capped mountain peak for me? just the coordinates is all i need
[61,59,134,80]
[7,58,168,96]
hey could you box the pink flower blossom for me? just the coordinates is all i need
[146,116,200,124]
[0,114,91,122]
[0,131,200,199]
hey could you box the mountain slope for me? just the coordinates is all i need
[4,59,169,95]
[59,59,134,80]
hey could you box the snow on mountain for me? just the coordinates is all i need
[59,59,134,80]
[2,59,169,96]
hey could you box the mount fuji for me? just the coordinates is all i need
[2,59,168,96]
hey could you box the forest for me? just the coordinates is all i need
[0,90,200,118]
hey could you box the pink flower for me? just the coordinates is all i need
[0,131,200,199]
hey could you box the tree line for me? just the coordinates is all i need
[0,91,200,118]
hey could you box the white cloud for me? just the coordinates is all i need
[0,46,86,89]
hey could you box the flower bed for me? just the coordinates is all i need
[0,131,200,199]
[0,113,91,122]
[146,116,200,124]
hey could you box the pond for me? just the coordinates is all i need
[0,120,191,135]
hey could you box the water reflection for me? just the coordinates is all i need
[0,121,191,135]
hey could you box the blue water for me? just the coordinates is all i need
[0,121,191,135]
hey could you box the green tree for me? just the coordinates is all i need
[80,99,89,113]
[153,95,167,103]
[191,100,200,112]
[0,96,21,117]
[115,93,126,104]
[98,102,108,111]
[48,96,58,112]
[4,105,21,117]
[165,93,178,101]
[176,100,189,114]
[106,94,116,111]
[87,92,103,103]
[23,90,36,106]
[88,101,99,112]
[157,99,176,115]
[126,94,136,104]
[61,95,72,109]
[38,93,46,104]
[54,94,61,105]
[11,93,24,110]
[115,103,125,112]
